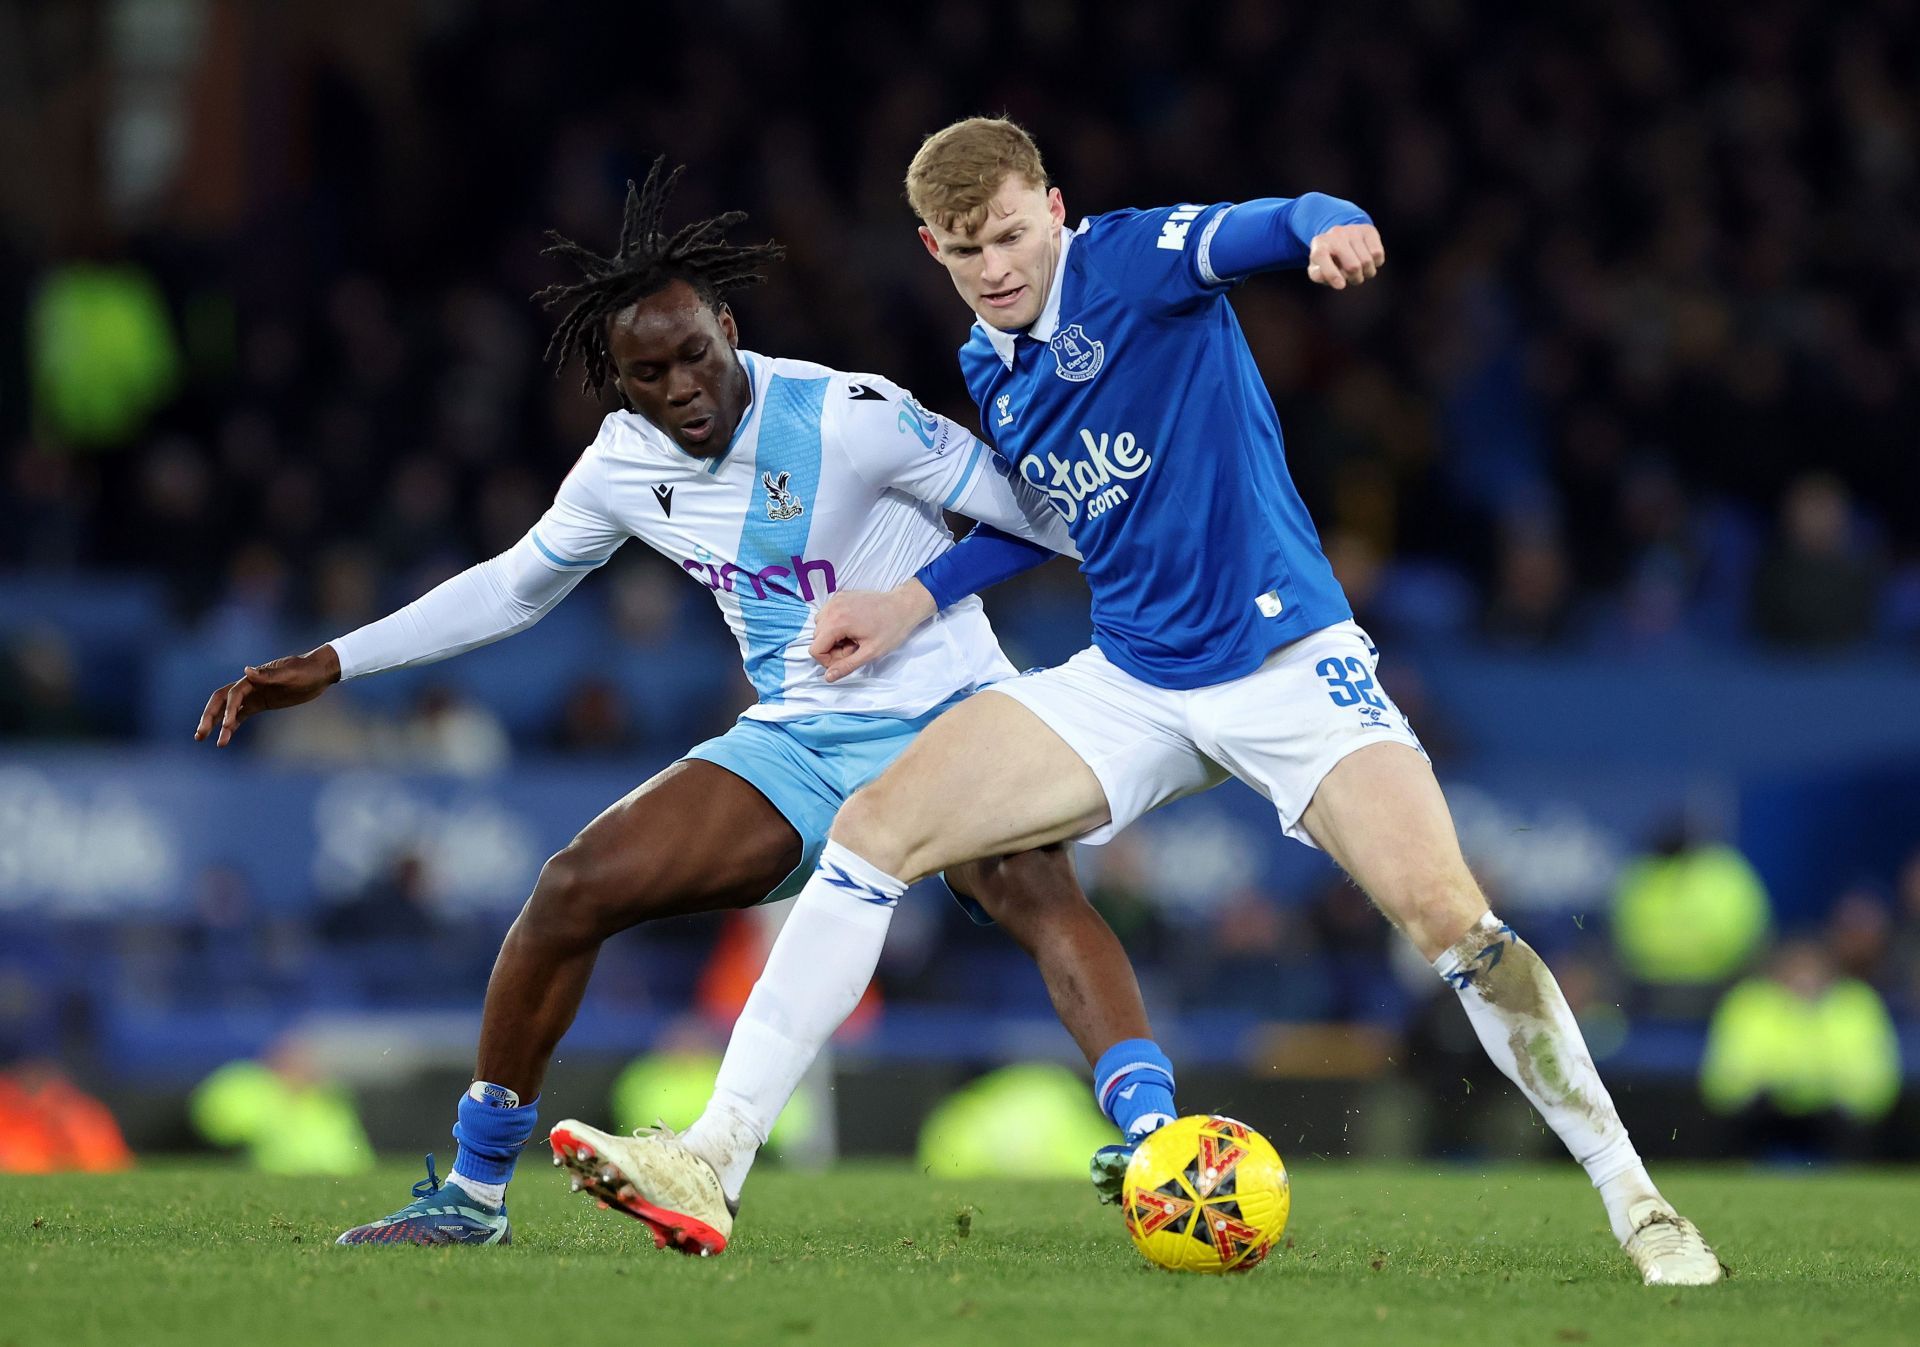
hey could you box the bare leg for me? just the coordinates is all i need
[474,760,802,1098]
[952,846,1153,1066]
[1299,743,1670,1247]
[830,689,1112,879]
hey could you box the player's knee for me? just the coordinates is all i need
[827,785,918,876]
[1392,871,1489,959]
[525,841,657,946]
[960,848,1078,939]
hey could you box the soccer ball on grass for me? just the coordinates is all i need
[1121,1114,1289,1273]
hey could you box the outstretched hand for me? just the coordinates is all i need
[194,645,342,747]
[809,581,938,684]
[1306,223,1386,290]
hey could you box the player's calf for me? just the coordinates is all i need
[1434,914,1722,1284]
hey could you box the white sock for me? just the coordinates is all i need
[681,840,902,1204]
[1433,913,1661,1244]
[448,1173,507,1208]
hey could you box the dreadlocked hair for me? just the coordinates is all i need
[535,157,785,394]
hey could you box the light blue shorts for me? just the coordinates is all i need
[684,692,973,905]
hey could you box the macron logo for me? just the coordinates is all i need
[1156,203,1204,251]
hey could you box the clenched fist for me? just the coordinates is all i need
[1306,223,1386,290]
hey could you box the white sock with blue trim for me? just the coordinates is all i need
[682,841,903,1203]
[1433,912,1658,1242]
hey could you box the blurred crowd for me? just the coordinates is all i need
[5,0,1920,758]
[2,0,1916,1159]
[5,819,1916,1157]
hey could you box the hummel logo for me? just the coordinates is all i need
[653,483,674,516]
[996,393,1013,427]
[848,383,885,401]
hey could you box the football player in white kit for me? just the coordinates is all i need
[195,162,1182,1250]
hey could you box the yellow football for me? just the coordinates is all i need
[1121,1114,1290,1273]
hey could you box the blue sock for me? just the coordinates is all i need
[1093,1039,1177,1140]
[451,1082,539,1194]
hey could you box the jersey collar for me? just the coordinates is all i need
[977,219,1089,369]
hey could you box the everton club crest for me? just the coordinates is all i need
[1049,323,1104,383]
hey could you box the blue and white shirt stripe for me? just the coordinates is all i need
[524,350,1072,722]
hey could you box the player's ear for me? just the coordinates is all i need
[1046,187,1066,226]
[917,225,942,260]
[717,303,739,348]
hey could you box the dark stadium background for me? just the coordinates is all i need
[2,0,1916,1170]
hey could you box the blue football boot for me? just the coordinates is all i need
[335,1155,511,1246]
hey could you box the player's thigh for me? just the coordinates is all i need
[832,688,1111,880]
[559,759,803,918]
[1297,742,1486,958]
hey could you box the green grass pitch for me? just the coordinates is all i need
[3,1161,1914,1346]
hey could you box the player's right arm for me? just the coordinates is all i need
[194,433,627,747]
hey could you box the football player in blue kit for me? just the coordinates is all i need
[638,119,1722,1285]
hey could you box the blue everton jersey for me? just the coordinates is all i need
[959,205,1352,690]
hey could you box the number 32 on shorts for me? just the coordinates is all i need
[1316,655,1385,710]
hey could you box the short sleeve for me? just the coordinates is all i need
[829,372,998,510]
[528,419,627,572]
[1078,203,1237,316]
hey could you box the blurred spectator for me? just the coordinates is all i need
[0,630,98,739]
[609,1022,821,1165]
[1612,821,1771,1015]
[1081,832,1174,953]
[190,1039,372,1176]
[1306,879,1399,1024]
[252,689,382,767]
[0,1064,133,1174]
[1699,939,1900,1157]
[917,1062,1112,1178]
[28,260,179,449]
[546,677,642,756]
[391,684,511,775]
[319,853,437,945]
[1824,887,1894,988]
[1482,517,1577,650]
[1185,888,1329,1020]
[1749,474,1883,650]
[1889,848,1920,1017]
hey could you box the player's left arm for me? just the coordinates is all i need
[1206,195,1385,291]
[1083,195,1384,311]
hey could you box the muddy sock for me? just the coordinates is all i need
[1433,912,1656,1243]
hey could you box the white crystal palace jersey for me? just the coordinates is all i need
[959,210,1353,691]
[527,350,1068,720]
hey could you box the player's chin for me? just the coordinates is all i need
[973,297,1036,330]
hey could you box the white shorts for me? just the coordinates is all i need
[988,621,1425,847]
